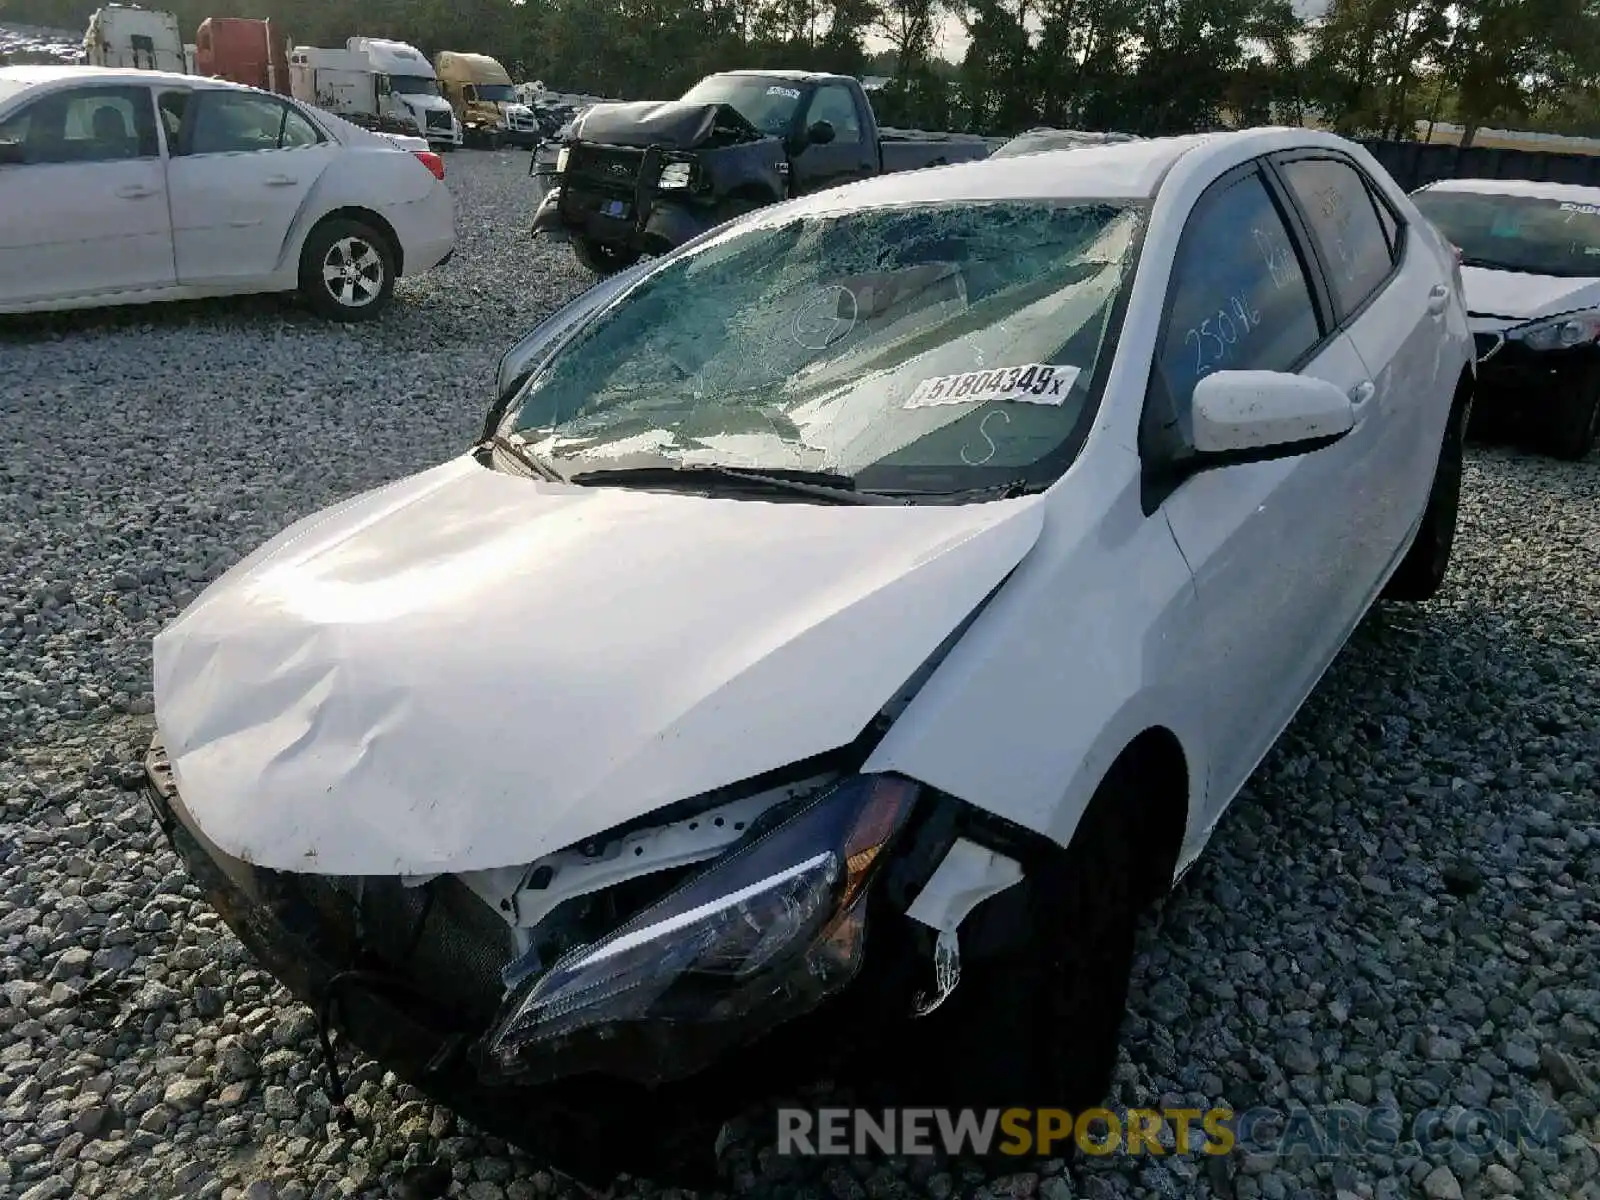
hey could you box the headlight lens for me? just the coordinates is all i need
[1508,309,1600,352]
[481,774,918,1080]
[658,159,693,189]
[555,146,570,174]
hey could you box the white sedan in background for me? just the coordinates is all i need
[145,129,1473,1181]
[0,66,455,320]
[1412,177,1600,458]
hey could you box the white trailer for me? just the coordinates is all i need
[289,46,380,121]
[83,4,184,72]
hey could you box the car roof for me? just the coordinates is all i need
[1416,177,1600,204]
[0,64,243,91]
[775,126,1357,215]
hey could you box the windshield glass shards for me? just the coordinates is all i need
[501,199,1143,498]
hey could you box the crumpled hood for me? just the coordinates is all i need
[153,457,1045,876]
[1463,266,1600,324]
[571,100,762,149]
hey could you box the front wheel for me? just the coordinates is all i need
[889,754,1162,1123]
[1383,391,1467,602]
[571,237,641,276]
[1540,366,1600,460]
[297,219,396,322]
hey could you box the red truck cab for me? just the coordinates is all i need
[195,17,290,94]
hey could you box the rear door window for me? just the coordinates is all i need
[1276,157,1397,319]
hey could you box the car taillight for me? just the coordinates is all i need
[413,150,445,181]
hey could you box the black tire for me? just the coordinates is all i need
[892,753,1167,1127]
[572,236,641,276]
[1540,367,1600,460]
[1383,391,1467,602]
[298,218,396,322]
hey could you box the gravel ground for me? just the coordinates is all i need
[1,149,1597,1200]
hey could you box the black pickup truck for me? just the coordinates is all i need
[530,69,994,274]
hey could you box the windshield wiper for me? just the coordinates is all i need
[480,434,565,482]
[567,464,908,505]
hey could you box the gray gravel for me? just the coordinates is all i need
[2,149,1598,1200]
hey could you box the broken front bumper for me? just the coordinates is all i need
[530,182,719,254]
[141,741,940,1181]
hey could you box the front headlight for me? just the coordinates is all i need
[479,774,918,1083]
[555,146,570,174]
[658,159,693,189]
[1508,309,1600,352]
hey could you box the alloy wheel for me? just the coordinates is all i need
[322,237,386,309]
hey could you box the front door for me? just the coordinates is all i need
[0,83,174,305]
[1147,162,1381,821]
[790,82,877,194]
[160,88,337,285]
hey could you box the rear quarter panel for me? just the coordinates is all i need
[279,144,443,275]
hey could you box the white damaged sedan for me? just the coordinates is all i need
[145,128,1474,1179]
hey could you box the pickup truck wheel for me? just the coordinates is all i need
[572,237,641,276]
[299,219,395,322]
[1383,390,1467,602]
[1540,366,1600,460]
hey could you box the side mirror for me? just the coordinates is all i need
[1190,370,1355,459]
[806,119,836,146]
[0,141,25,166]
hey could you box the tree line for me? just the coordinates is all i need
[5,0,1600,142]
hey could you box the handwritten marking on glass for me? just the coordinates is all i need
[1254,225,1301,290]
[793,285,858,350]
[1182,291,1264,375]
[960,408,1011,465]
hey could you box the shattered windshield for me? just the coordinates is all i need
[1413,189,1600,278]
[501,199,1143,496]
[678,75,806,136]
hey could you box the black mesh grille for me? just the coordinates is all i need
[569,145,642,193]
[258,871,517,1028]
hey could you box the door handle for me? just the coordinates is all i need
[264,175,298,187]
[1427,284,1450,316]
[114,184,156,199]
[1350,381,1377,407]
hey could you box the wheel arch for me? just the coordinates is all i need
[1104,725,1191,906]
[300,207,405,277]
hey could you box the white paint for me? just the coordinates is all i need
[152,458,1046,874]
[1189,370,1355,453]
[905,838,1024,934]
[1459,266,1600,323]
[0,65,455,313]
[151,127,1473,899]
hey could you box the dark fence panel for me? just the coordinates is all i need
[1359,139,1600,192]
